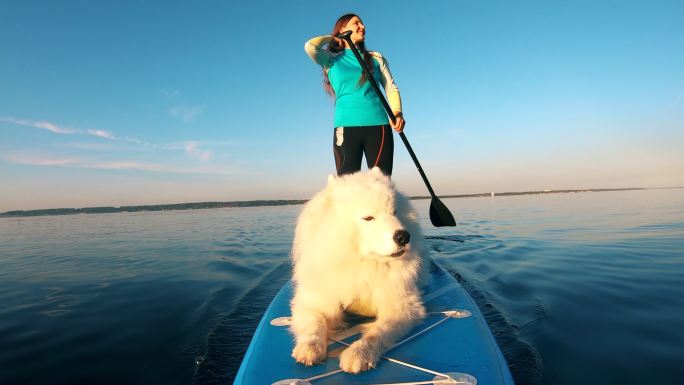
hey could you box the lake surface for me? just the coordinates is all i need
[0,188,682,385]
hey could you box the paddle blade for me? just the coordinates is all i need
[429,197,456,227]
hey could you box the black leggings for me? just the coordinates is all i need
[332,125,394,176]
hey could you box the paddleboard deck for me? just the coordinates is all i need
[233,261,515,385]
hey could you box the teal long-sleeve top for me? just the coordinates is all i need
[305,35,402,128]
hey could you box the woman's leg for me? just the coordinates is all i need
[363,124,394,176]
[333,127,363,175]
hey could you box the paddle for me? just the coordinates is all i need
[336,31,456,227]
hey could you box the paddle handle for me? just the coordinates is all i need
[337,33,438,199]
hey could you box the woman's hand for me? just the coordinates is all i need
[331,35,345,49]
[391,112,405,133]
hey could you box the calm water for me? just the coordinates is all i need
[1,189,682,385]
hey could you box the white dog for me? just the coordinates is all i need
[290,167,428,373]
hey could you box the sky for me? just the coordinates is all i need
[1,0,683,212]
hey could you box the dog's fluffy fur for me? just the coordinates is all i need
[290,168,428,373]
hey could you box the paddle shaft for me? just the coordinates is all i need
[338,33,438,199]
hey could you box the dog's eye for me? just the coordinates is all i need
[362,216,375,221]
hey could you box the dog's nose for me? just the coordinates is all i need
[393,230,410,246]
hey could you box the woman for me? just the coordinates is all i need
[305,14,405,176]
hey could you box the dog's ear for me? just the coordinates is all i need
[370,167,390,182]
[324,174,339,203]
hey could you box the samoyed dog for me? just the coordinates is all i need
[290,167,428,373]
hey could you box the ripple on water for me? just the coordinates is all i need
[439,266,544,385]
[1,189,682,385]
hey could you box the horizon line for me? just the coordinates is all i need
[2,186,682,218]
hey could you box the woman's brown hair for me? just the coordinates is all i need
[322,13,374,97]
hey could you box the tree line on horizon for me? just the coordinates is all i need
[0,187,657,218]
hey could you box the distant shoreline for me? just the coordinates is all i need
[1,187,680,218]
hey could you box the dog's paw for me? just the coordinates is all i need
[339,340,381,373]
[292,338,327,366]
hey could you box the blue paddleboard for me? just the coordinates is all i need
[233,261,515,385]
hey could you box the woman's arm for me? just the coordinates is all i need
[304,35,336,67]
[373,52,405,132]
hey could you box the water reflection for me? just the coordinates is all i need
[0,189,682,385]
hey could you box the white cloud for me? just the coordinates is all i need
[184,141,213,161]
[91,161,162,171]
[0,117,77,134]
[4,152,80,166]
[169,105,204,123]
[87,129,116,140]
[669,89,684,111]
[3,116,231,167]
[162,89,180,99]
[3,151,241,175]
[2,116,155,146]
[124,137,145,145]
